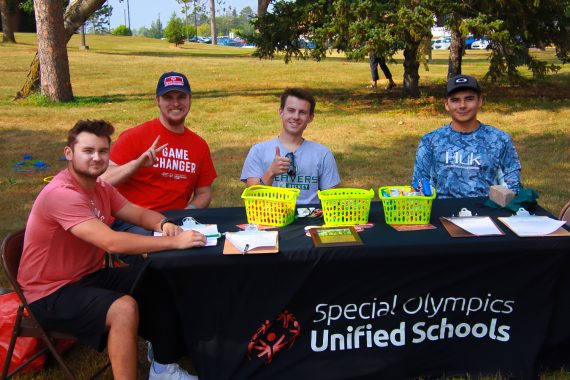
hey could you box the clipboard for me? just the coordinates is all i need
[440,216,505,238]
[497,217,570,238]
[222,234,279,255]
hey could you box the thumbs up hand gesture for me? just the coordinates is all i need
[269,146,292,177]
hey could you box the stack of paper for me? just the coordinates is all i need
[225,231,278,252]
[444,216,503,236]
[154,224,220,247]
[498,216,566,237]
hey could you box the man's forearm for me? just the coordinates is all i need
[188,194,211,208]
[100,160,143,186]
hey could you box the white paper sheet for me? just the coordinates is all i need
[225,231,278,252]
[154,224,219,246]
[447,216,503,236]
[499,216,565,237]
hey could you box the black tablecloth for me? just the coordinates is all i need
[135,198,570,380]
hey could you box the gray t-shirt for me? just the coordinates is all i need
[412,123,521,198]
[240,137,341,204]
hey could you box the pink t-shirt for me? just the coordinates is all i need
[17,169,128,303]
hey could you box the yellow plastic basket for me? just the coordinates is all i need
[241,185,300,227]
[378,186,436,225]
[318,188,375,226]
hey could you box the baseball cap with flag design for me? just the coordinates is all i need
[156,72,191,96]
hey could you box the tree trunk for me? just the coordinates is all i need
[0,0,16,43]
[17,0,106,99]
[209,0,217,45]
[34,0,74,102]
[447,28,464,79]
[402,42,421,98]
[258,0,271,18]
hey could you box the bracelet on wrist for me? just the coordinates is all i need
[160,218,176,231]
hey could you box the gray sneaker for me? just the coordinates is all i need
[147,341,154,363]
[149,362,198,380]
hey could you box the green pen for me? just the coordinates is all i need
[205,233,222,238]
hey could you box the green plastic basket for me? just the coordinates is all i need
[318,188,375,226]
[378,186,436,225]
[241,185,300,226]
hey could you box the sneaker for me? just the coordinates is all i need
[385,81,396,90]
[149,362,198,380]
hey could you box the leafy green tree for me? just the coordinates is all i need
[253,0,433,97]
[112,24,132,36]
[435,0,569,81]
[164,12,185,46]
[240,5,254,20]
[88,3,112,34]
[147,16,164,38]
[177,0,192,39]
[197,23,210,36]
[464,0,568,82]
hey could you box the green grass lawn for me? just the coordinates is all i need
[0,33,569,379]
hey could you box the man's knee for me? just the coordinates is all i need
[107,295,139,328]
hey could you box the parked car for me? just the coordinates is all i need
[218,37,244,47]
[198,36,212,44]
[471,39,490,49]
[465,36,476,49]
[298,39,316,49]
[432,37,451,50]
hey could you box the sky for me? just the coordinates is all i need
[107,0,259,30]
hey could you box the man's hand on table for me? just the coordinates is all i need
[162,222,183,236]
[175,230,207,249]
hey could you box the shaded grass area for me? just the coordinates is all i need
[0,33,569,379]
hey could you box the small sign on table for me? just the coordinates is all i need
[309,226,363,248]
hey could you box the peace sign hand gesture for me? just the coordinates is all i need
[138,135,168,168]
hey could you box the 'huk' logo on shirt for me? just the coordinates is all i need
[445,151,481,168]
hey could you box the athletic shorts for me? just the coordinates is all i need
[29,262,145,351]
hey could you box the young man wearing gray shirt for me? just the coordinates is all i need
[241,88,340,204]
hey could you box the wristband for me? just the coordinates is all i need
[160,218,176,231]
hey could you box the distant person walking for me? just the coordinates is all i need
[369,50,396,90]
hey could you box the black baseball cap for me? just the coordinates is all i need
[156,72,191,96]
[445,75,481,97]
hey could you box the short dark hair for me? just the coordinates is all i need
[280,88,316,114]
[67,120,115,149]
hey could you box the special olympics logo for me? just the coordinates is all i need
[247,310,300,364]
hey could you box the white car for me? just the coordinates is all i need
[432,38,451,50]
[471,39,490,49]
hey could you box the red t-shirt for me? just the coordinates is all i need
[110,118,217,211]
[18,169,128,303]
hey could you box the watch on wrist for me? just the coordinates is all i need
[160,218,176,231]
